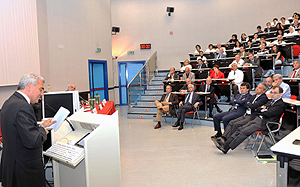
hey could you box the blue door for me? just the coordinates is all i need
[118,61,145,105]
[88,60,109,100]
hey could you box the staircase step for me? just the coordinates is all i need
[127,112,156,119]
[148,85,164,89]
[137,100,157,106]
[145,90,163,94]
[131,106,157,112]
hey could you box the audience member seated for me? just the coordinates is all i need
[214,48,226,59]
[276,29,284,36]
[239,33,249,43]
[228,34,238,44]
[256,25,263,34]
[264,44,282,77]
[257,42,269,55]
[265,77,273,96]
[194,44,201,54]
[245,40,255,53]
[284,26,299,36]
[259,36,271,46]
[172,84,202,130]
[233,41,242,52]
[275,22,284,31]
[211,83,269,152]
[165,67,179,81]
[210,65,225,100]
[237,46,250,58]
[154,85,179,129]
[215,43,227,55]
[211,82,251,138]
[205,44,216,53]
[272,74,291,99]
[264,22,274,33]
[179,78,194,93]
[288,60,300,78]
[180,59,192,72]
[271,35,287,45]
[198,77,222,118]
[181,67,195,81]
[244,53,263,86]
[210,65,225,79]
[227,63,244,97]
[198,51,207,65]
[67,84,76,91]
[280,17,290,25]
[213,86,285,154]
[271,18,278,27]
[252,33,260,43]
[229,54,244,67]
[195,58,207,79]
[292,19,300,29]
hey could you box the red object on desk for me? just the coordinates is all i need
[96,101,116,115]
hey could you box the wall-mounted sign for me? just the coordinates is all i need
[140,44,151,49]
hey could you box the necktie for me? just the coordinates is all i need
[206,86,209,92]
[267,100,275,109]
[185,93,191,104]
[292,70,297,78]
[234,71,236,75]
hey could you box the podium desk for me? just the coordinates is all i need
[271,126,300,187]
[50,110,121,187]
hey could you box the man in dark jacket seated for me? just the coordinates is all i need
[154,85,179,129]
[172,84,202,130]
[211,82,252,138]
[198,77,222,118]
[214,86,285,154]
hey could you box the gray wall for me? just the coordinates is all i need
[111,0,300,70]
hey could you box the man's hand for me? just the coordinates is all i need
[244,63,250,66]
[181,90,187,93]
[161,101,169,105]
[179,102,183,106]
[42,119,57,128]
[207,97,210,100]
[194,102,199,108]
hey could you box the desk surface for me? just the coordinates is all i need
[283,98,300,106]
[271,126,300,156]
[162,78,234,82]
[168,91,210,95]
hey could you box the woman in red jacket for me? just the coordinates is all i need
[209,65,225,101]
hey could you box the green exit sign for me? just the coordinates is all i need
[127,51,134,55]
[96,48,101,52]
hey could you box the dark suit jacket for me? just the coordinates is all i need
[214,53,227,59]
[229,93,252,114]
[245,58,262,76]
[179,83,196,92]
[245,93,269,119]
[0,92,47,187]
[258,99,285,134]
[199,84,215,98]
[183,92,202,107]
[159,93,179,116]
[165,73,179,80]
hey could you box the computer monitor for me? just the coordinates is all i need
[42,91,80,119]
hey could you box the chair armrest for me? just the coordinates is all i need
[266,122,280,133]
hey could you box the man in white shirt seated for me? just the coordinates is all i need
[288,60,300,78]
[180,59,192,72]
[259,36,271,46]
[197,51,207,65]
[271,35,287,45]
[229,54,244,67]
[272,74,291,99]
[227,63,244,97]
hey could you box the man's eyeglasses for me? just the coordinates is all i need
[270,91,279,94]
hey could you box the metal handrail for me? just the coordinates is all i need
[127,51,157,110]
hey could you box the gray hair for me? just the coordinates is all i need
[188,84,194,88]
[259,82,268,91]
[17,73,44,90]
[273,74,283,79]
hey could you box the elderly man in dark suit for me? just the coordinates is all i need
[172,84,202,130]
[214,86,285,154]
[0,74,56,187]
[212,83,269,146]
[198,77,222,117]
[244,53,263,86]
[154,85,179,129]
[211,82,252,138]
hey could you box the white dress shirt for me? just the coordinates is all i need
[229,59,245,67]
[17,90,30,104]
[228,69,244,87]
[180,64,192,71]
